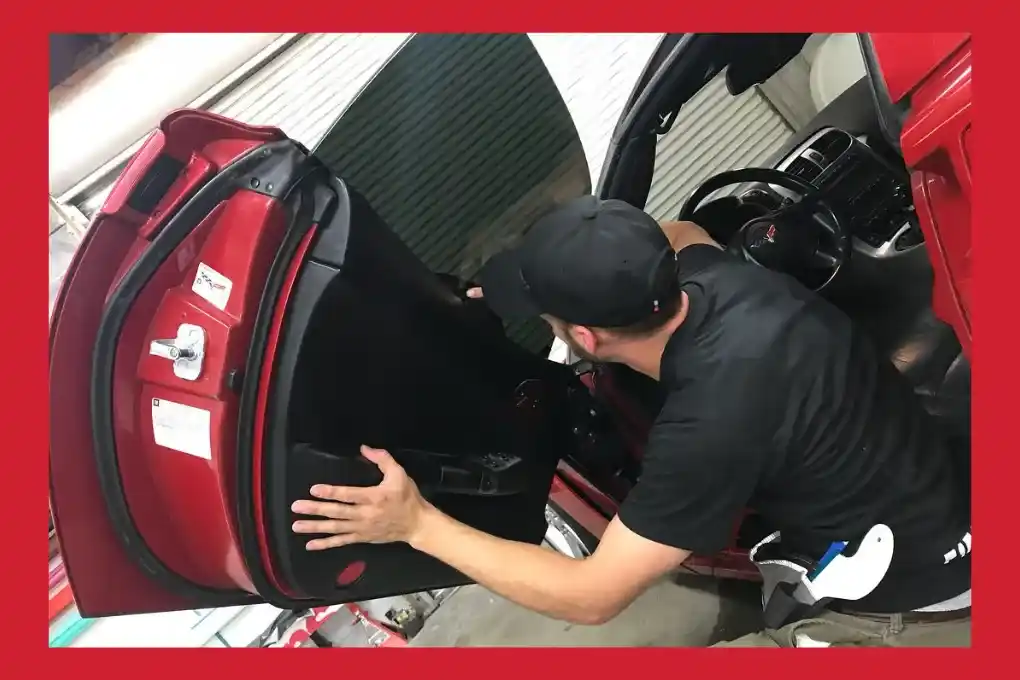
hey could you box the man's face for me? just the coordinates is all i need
[542,315,602,362]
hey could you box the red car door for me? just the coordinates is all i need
[50,33,594,617]
[861,33,972,357]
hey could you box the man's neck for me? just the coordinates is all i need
[614,291,690,381]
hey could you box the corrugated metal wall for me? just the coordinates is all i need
[77,34,411,216]
[75,34,658,216]
[643,74,794,222]
[75,33,803,226]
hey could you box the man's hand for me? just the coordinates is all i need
[291,446,431,551]
[291,445,690,624]
[466,286,484,299]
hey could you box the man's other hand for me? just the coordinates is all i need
[466,286,484,299]
[291,446,431,551]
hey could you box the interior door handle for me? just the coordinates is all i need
[291,445,529,497]
[393,448,527,497]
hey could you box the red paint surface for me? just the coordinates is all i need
[336,560,368,586]
[549,473,612,540]
[49,110,287,616]
[48,559,66,591]
[113,192,288,592]
[896,40,972,356]
[48,581,74,622]
[870,33,970,103]
[555,460,620,520]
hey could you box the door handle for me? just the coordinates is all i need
[390,449,527,496]
[291,445,529,497]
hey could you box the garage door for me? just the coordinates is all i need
[74,33,662,218]
[76,33,411,216]
[643,71,794,221]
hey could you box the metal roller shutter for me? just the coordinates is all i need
[77,33,410,216]
[76,33,657,218]
[528,33,663,186]
[209,33,410,147]
[644,73,794,222]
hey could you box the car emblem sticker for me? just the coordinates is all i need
[192,262,233,311]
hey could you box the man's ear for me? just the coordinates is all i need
[568,325,599,355]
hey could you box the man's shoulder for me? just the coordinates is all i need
[658,221,719,251]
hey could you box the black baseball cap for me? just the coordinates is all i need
[478,196,680,328]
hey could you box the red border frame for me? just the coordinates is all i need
[24,5,1003,668]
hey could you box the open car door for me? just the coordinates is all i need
[50,33,593,617]
[860,33,972,357]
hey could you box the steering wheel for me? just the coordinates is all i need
[677,168,849,291]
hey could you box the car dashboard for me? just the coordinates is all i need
[738,127,924,260]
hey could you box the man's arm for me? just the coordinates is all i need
[658,220,721,251]
[410,510,689,624]
[292,447,689,625]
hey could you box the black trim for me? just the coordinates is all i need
[126,155,186,215]
[858,34,906,152]
[596,34,693,199]
[244,144,319,199]
[616,34,684,134]
[234,175,338,609]
[89,139,314,603]
[263,261,346,599]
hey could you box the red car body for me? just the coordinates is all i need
[50,32,971,617]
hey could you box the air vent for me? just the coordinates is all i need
[785,156,822,183]
[810,130,852,166]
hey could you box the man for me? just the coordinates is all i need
[291,196,971,646]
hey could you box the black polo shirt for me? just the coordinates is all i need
[617,245,970,612]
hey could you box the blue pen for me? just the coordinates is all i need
[809,541,848,580]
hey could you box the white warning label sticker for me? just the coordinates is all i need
[151,398,212,460]
[192,262,233,311]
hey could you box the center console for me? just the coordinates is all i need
[762,128,922,257]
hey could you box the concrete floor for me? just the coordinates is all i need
[411,574,763,647]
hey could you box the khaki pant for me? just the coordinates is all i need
[714,609,971,647]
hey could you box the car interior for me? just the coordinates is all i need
[580,33,972,542]
[255,33,971,597]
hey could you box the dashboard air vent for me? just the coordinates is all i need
[810,130,852,166]
[785,156,822,184]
